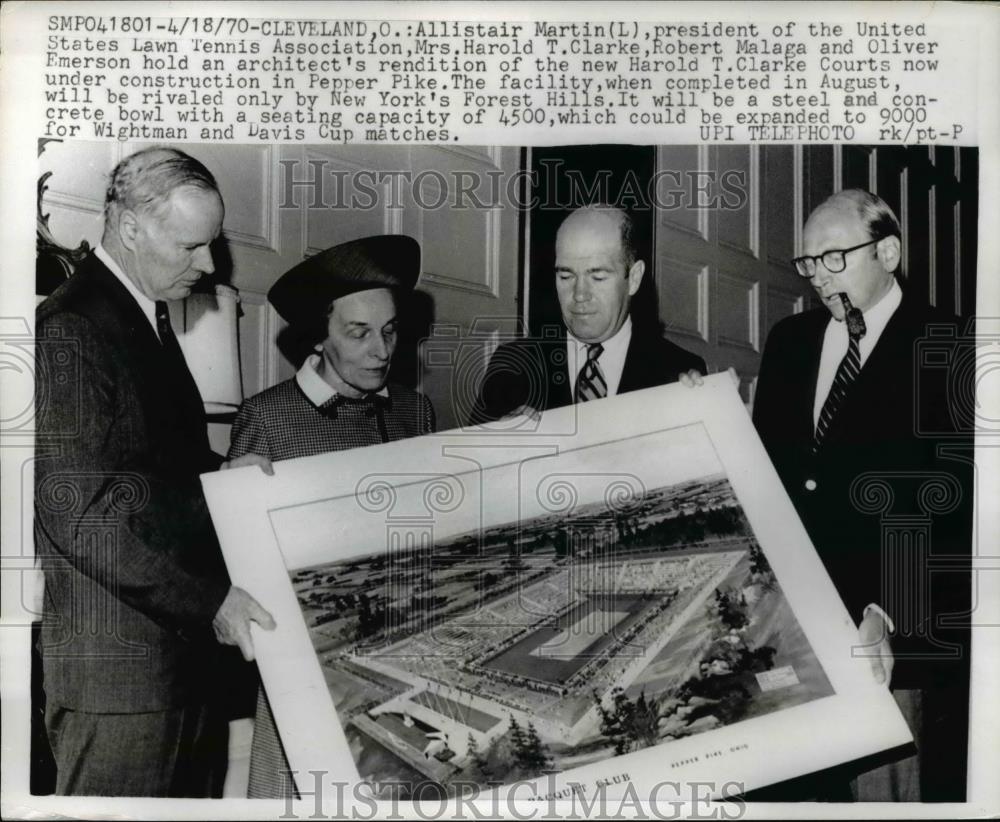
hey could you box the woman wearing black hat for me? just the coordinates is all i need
[227,235,434,799]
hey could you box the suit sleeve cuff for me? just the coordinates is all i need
[863,602,896,634]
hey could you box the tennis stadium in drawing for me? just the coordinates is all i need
[290,473,834,795]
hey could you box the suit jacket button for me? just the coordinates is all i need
[804,479,817,491]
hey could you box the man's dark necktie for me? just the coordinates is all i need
[155,300,204,415]
[155,301,185,363]
[814,304,867,452]
[575,343,607,403]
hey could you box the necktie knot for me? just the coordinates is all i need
[575,343,607,403]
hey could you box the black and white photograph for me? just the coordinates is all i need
[1,2,998,820]
[21,134,987,808]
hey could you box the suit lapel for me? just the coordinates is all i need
[817,295,913,448]
[803,317,826,409]
[84,256,208,444]
[618,331,646,394]
[84,257,163,356]
[852,295,912,385]
[616,327,702,394]
[790,311,828,446]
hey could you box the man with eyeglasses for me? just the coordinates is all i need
[751,189,971,801]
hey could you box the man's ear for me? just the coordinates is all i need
[876,235,901,274]
[117,209,141,252]
[627,259,645,296]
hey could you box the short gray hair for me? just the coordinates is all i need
[105,147,219,221]
[823,188,901,241]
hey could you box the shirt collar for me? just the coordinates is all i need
[295,351,390,408]
[566,317,633,397]
[827,278,902,353]
[860,277,902,343]
[95,243,159,336]
[814,278,903,426]
[567,315,633,360]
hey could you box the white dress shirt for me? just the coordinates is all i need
[566,316,633,398]
[812,279,903,427]
[95,244,161,340]
[811,278,903,633]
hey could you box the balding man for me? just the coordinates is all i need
[753,190,972,801]
[469,205,704,424]
[35,147,273,796]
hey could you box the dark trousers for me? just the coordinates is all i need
[851,689,922,801]
[45,702,228,797]
[850,687,968,802]
[743,686,967,802]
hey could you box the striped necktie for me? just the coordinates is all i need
[575,343,607,403]
[814,310,867,451]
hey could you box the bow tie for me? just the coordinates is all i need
[317,393,391,419]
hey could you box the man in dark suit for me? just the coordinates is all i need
[469,205,704,424]
[752,189,972,801]
[34,147,274,796]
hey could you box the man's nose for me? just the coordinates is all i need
[572,277,592,301]
[194,246,215,275]
[812,262,833,288]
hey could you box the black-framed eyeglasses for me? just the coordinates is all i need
[791,238,881,278]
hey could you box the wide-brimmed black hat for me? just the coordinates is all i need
[268,235,420,328]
